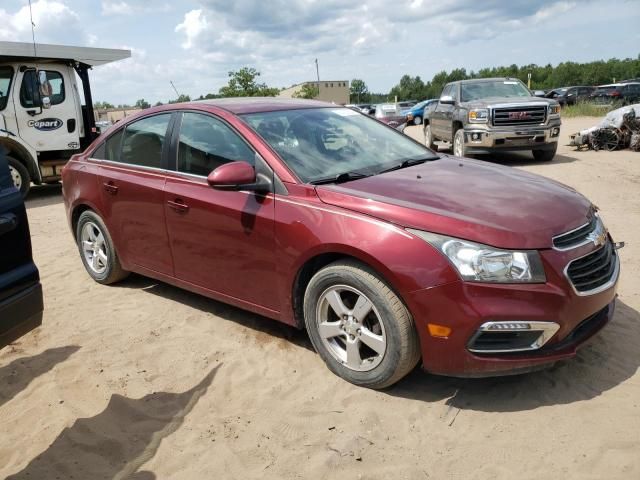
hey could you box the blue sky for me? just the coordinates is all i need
[1,0,639,104]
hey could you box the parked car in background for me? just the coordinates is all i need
[374,103,406,127]
[63,98,619,388]
[423,78,561,161]
[0,148,43,348]
[406,99,438,125]
[590,83,640,106]
[545,86,596,106]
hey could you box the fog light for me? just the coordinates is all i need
[471,133,481,141]
[551,127,560,137]
[428,323,452,338]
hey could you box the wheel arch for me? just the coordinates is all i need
[0,137,41,184]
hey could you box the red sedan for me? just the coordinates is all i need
[62,98,620,388]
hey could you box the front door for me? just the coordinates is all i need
[163,111,279,312]
[12,64,80,152]
[94,113,174,276]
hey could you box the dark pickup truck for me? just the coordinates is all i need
[424,78,561,161]
[0,148,43,348]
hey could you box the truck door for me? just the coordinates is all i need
[12,64,81,152]
[432,85,453,139]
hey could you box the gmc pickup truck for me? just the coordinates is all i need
[423,78,561,161]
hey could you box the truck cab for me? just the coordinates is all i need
[0,41,129,195]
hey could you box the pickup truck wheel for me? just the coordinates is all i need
[413,116,422,125]
[424,124,436,150]
[76,211,129,285]
[7,157,30,197]
[453,129,467,157]
[532,146,557,162]
[304,260,421,389]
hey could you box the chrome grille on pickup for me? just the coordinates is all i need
[566,241,617,294]
[553,216,599,250]
[492,106,547,126]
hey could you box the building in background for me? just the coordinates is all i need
[278,80,350,104]
[94,107,142,124]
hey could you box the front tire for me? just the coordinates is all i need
[303,260,420,389]
[424,124,437,150]
[453,128,468,158]
[532,145,557,162]
[76,210,129,285]
[7,156,30,197]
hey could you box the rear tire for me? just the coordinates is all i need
[413,116,422,125]
[303,260,421,389]
[76,210,129,285]
[7,156,30,197]
[532,145,557,162]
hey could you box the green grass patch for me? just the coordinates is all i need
[562,102,620,118]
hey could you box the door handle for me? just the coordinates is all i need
[167,199,189,213]
[0,213,17,236]
[103,182,119,195]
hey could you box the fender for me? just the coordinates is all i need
[0,136,41,184]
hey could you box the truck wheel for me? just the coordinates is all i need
[413,115,422,125]
[303,260,421,389]
[453,128,468,158]
[532,146,557,162]
[7,156,31,197]
[424,124,437,150]
[76,210,129,285]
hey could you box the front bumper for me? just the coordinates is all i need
[404,243,619,377]
[463,119,561,154]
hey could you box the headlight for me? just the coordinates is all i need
[548,104,561,116]
[408,230,546,283]
[468,109,489,123]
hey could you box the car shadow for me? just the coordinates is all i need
[479,151,578,166]
[6,365,219,480]
[118,274,314,353]
[387,300,640,411]
[24,183,63,209]
[0,346,80,408]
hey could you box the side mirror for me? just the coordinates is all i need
[207,161,271,192]
[37,70,52,109]
[439,95,454,105]
[533,90,546,97]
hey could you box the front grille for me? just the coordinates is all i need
[492,106,547,126]
[553,216,598,250]
[566,241,617,293]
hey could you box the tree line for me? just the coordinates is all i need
[94,55,640,108]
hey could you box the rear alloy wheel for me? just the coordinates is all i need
[7,156,30,197]
[424,124,436,150]
[413,115,422,125]
[304,260,420,389]
[76,210,129,284]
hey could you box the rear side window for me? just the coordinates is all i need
[20,70,65,108]
[177,112,254,176]
[121,114,172,169]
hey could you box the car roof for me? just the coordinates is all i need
[193,97,335,114]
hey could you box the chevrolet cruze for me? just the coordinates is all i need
[62,98,620,388]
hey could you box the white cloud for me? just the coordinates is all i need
[175,9,208,49]
[101,1,133,15]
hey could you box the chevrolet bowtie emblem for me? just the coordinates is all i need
[587,221,607,247]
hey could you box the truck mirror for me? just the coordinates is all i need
[36,70,53,109]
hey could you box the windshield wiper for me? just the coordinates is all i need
[377,155,439,174]
[310,171,371,185]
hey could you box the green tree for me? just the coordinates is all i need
[219,67,280,97]
[389,75,426,101]
[154,101,164,107]
[168,94,191,104]
[94,101,114,109]
[349,79,369,103]
[293,83,319,99]
[134,98,151,109]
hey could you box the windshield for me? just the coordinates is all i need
[242,107,436,183]
[0,66,13,111]
[461,80,531,102]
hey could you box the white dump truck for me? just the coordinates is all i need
[0,41,130,195]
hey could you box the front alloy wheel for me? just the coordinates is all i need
[453,129,465,157]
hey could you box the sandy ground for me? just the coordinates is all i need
[1,116,639,479]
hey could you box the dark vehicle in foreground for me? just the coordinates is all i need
[406,99,437,125]
[590,83,640,106]
[0,149,43,347]
[424,78,561,161]
[545,86,596,106]
[63,98,619,388]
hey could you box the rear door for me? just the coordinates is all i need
[95,113,175,276]
[0,149,43,348]
[431,84,453,139]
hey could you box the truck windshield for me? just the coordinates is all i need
[242,107,437,183]
[0,67,13,111]
[461,80,531,102]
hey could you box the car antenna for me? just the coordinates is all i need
[28,0,39,72]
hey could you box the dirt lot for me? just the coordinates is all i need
[1,116,639,479]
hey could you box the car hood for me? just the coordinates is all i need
[315,156,592,249]
[460,96,556,108]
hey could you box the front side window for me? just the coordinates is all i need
[20,70,65,108]
[177,112,254,176]
[243,107,437,183]
[93,129,124,161]
[0,66,13,111]
[120,114,172,168]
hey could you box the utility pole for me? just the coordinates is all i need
[315,58,320,99]
[169,80,180,99]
